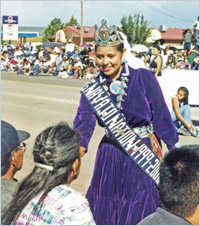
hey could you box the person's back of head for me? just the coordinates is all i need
[33,121,80,185]
[159,145,199,224]
[2,121,80,225]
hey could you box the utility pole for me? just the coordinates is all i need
[80,0,83,46]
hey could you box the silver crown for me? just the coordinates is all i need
[94,19,123,46]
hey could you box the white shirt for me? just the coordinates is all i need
[15,184,95,225]
[50,54,57,65]
[38,50,44,59]
[34,59,40,65]
[74,61,83,70]
[65,43,75,52]
[14,50,23,57]
[193,20,199,30]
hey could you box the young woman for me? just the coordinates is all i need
[148,44,163,76]
[169,87,198,137]
[2,122,95,225]
[73,19,178,225]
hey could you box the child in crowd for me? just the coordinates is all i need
[168,86,199,137]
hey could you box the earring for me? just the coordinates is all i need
[72,169,77,177]
[121,57,126,64]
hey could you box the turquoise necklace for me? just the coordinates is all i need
[101,75,128,110]
[110,76,128,110]
[100,62,129,110]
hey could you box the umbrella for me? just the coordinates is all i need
[131,44,148,53]
[153,39,165,45]
[80,43,93,47]
[169,46,177,51]
[41,42,66,48]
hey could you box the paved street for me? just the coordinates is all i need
[1,72,199,195]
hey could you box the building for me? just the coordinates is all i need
[161,28,185,47]
[147,26,192,48]
[52,26,94,46]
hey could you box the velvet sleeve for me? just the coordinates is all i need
[139,69,178,150]
[73,94,96,152]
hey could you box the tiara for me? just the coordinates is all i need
[94,19,123,46]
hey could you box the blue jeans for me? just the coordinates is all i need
[184,42,191,51]
[170,104,191,129]
[194,30,199,51]
[17,69,23,74]
[35,64,39,76]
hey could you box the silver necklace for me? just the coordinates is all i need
[104,76,128,110]
[100,63,129,110]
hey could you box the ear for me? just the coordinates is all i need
[11,152,17,168]
[72,158,80,172]
[123,48,126,57]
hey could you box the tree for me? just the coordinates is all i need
[65,16,79,26]
[42,18,65,42]
[120,15,134,43]
[120,14,151,45]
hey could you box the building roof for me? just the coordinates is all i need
[63,26,94,39]
[160,28,185,41]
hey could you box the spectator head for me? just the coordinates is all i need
[164,46,170,54]
[168,50,174,55]
[174,49,179,54]
[1,121,30,177]
[68,39,72,43]
[33,122,81,183]
[176,86,189,105]
[152,44,161,55]
[159,145,199,225]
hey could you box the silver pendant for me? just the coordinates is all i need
[110,81,121,95]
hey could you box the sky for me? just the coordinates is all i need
[1,0,199,29]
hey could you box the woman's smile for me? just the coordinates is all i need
[95,46,124,80]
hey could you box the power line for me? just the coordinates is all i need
[154,2,193,22]
[149,6,194,23]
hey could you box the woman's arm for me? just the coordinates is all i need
[171,97,192,129]
[155,56,162,76]
[73,95,97,155]
[141,69,178,150]
[144,55,150,66]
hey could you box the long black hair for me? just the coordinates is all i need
[2,122,80,225]
[178,86,189,105]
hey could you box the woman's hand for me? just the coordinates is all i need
[80,146,86,157]
[187,123,193,129]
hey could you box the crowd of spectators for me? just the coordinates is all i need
[1,39,199,79]
[1,42,98,79]
[143,45,199,71]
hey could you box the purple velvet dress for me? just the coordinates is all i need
[73,63,178,225]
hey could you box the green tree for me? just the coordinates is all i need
[120,14,151,45]
[132,14,151,45]
[65,16,79,26]
[42,18,65,42]
[120,15,134,43]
